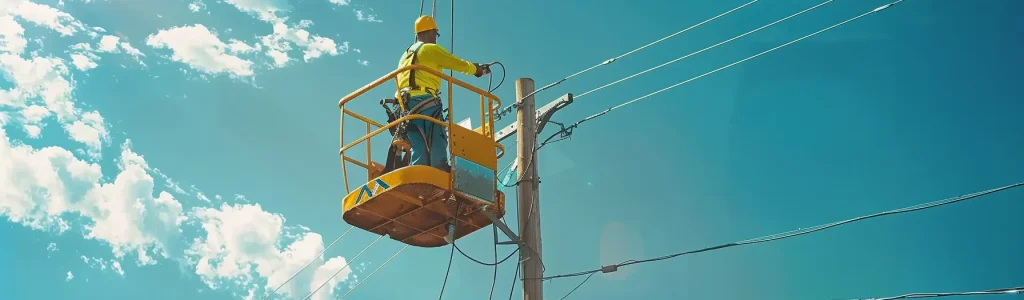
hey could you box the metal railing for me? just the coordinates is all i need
[338,65,505,194]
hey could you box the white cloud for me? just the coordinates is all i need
[186,203,354,299]
[9,1,87,36]
[328,0,349,5]
[146,24,254,77]
[120,42,143,58]
[227,39,258,54]
[0,51,110,153]
[356,59,368,66]
[47,242,58,252]
[112,260,124,275]
[0,126,186,264]
[66,271,74,281]
[222,0,291,22]
[354,9,381,23]
[196,192,212,203]
[0,15,111,154]
[0,54,75,119]
[69,53,97,71]
[19,104,49,138]
[90,35,145,65]
[98,35,118,52]
[2,5,357,299]
[64,111,108,156]
[80,255,126,276]
[189,0,207,13]
[0,16,28,55]
[258,21,346,66]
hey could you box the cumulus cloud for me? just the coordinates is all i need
[2,3,358,299]
[222,0,291,22]
[7,0,87,36]
[188,0,207,13]
[186,203,354,299]
[96,35,143,58]
[1,5,111,154]
[0,128,185,263]
[81,256,126,276]
[227,39,259,54]
[354,9,381,23]
[69,53,97,71]
[208,0,351,68]
[0,52,110,154]
[258,20,346,67]
[0,16,28,55]
[65,111,108,152]
[357,59,368,66]
[146,24,254,77]
[66,271,74,281]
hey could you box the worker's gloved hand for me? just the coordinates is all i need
[474,63,491,77]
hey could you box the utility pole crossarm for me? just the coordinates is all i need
[495,93,573,143]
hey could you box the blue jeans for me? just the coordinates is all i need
[404,94,449,170]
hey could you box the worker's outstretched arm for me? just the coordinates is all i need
[420,44,482,76]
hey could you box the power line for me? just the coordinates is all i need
[262,226,354,300]
[558,272,596,300]
[575,0,836,99]
[302,234,384,300]
[493,0,761,120]
[338,245,410,299]
[848,285,1024,300]
[531,181,1024,282]
[554,0,906,140]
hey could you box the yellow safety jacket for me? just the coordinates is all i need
[395,42,479,101]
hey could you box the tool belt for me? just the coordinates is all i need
[379,88,445,173]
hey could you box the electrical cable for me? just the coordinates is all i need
[453,243,519,266]
[488,225,499,300]
[575,0,836,100]
[559,272,597,300]
[338,245,410,299]
[553,0,906,142]
[502,0,908,288]
[849,285,1024,300]
[437,244,456,300]
[262,226,353,300]
[437,199,463,300]
[487,62,507,94]
[508,261,521,300]
[302,234,384,300]
[493,0,761,121]
[530,180,1024,282]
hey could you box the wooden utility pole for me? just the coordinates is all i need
[515,78,543,300]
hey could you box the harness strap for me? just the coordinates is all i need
[403,42,426,91]
[380,94,446,171]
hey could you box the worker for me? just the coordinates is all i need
[394,15,491,172]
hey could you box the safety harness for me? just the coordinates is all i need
[380,42,447,174]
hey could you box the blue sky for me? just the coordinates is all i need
[1,0,1023,299]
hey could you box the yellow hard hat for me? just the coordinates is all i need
[414,15,439,34]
